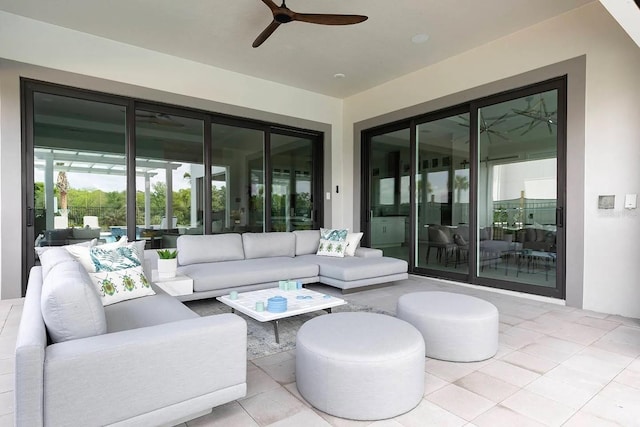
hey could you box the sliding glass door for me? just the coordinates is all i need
[416,111,470,276]
[366,127,411,262]
[135,109,205,246]
[362,77,565,299]
[211,123,264,233]
[270,132,318,232]
[475,86,563,296]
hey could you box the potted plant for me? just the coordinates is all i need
[157,249,178,280]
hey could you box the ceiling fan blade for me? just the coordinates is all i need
[252,20,281,48]
[260,0,279,12]
[292,13,368,25]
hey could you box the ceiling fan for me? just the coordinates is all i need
[136,112,184,128]
[252,0,368,48]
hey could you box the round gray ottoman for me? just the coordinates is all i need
[295,312,425,420]
[397,291,498,362]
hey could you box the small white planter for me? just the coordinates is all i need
[157,258,177,280]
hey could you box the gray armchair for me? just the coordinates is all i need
[426,225,456,266]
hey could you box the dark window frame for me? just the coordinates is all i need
[21,78,324,295]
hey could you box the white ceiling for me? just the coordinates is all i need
[0,0,594,98]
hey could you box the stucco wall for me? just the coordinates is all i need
[342,2,640,318]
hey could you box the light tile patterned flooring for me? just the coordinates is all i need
[1,276,640,426]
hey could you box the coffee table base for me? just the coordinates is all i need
[232,307,334,343]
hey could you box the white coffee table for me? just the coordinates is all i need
[217,287,347,343]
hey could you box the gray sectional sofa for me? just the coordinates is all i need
[171,230,408,301]
[15,248,247,426]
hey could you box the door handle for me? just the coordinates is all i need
[556,207,564,228]
[27,207,35,227]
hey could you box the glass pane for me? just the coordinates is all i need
[33,93,126,248]
[477,90,558,287]
[370,128,410,261]
[270,133,314,232]
[211,123,264,233]
[135,111,204,248]
[416,114,470,273]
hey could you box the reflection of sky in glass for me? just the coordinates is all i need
[380,178,394,205]
[428,171,449,203]
[36,162,200,193]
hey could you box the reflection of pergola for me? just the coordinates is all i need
[34,149,182,230]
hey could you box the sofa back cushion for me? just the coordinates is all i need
[293,230,321,255]
[38,247,76,279]
[41,261,107,343]
[177,234,245,265]
[242,232,296,259]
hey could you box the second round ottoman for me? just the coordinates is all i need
[397,291,498,362]
[296,312,425,421]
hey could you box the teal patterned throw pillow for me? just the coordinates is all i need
[320,228,348,242]
[87,246,155,306]
[90,246,141,272]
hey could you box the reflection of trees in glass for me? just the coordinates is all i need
[295,192,311,216]
[34,183,45,208]
[212,186,225,212]
[453,174,469,202]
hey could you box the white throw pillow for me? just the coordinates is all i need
[344,232,364,257]
[66,236,129,272]
[89,265,155,306]
[316,239,347,257]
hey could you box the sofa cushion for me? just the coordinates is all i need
[41,261,107,343]
[242,232,295,259]
[179,257,319,292]
[38,247,77,280]
[177,234,245,265]
[298,255,408,282]
[35,238,96,259]
[293,230,321,256]
[104,286,198,333]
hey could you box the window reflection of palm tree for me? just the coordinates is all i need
[454,175,469,203]
[56,171,69,212]
[417,179,433,202]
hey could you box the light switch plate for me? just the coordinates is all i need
[624,194,637,209]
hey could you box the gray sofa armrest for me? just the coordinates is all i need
[15,267,47,427]
[43,313,247,426]
[354,247,383,258]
